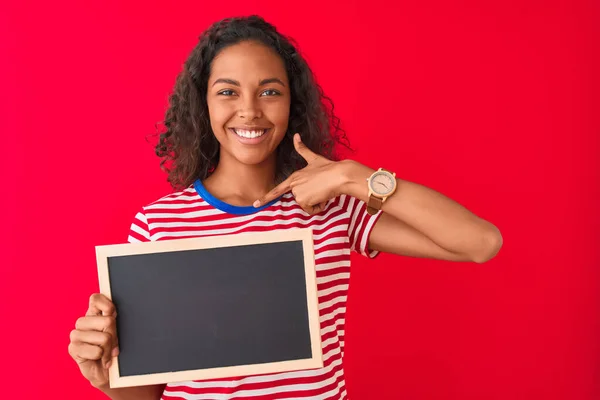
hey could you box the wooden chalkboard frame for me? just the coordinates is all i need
[95,228,322,388]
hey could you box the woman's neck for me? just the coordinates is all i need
[202,154,278,207]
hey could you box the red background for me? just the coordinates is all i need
[1,1,599,399]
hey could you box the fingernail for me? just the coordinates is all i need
[112,347,119,357]
[253,200,260,208]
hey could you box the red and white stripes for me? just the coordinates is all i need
[127,186,381,400]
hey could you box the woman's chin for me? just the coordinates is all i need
[231,150,274,167]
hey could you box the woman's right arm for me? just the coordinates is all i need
[97,383,166,400]
[68,293,166,400]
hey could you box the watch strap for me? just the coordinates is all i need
[367,194,383,215]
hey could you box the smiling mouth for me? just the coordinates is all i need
[229,128,269,139]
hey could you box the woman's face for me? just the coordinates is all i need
[207,40,291,168]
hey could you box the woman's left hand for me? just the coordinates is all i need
[254,133,350,215]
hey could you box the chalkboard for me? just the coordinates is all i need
[95,228,322,389]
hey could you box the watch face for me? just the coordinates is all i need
[369,171,396,196]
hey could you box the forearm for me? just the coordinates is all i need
[97,383,165,400]
[340,160,502,261]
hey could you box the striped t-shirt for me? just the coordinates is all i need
[127,179,382,400]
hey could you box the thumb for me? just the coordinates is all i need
[293,133,318,163]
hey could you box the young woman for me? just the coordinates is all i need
[68,15,502,400]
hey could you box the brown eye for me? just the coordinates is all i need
[261,89,280,96]
[218,90,236,96]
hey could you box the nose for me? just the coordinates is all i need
[238,96,262,120]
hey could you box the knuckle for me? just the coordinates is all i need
[75,316,86,329]
[67,342,76,356]
[89,293,101,305]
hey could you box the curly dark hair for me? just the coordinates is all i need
[155,15,351,190]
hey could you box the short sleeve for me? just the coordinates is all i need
[127,208,151,243]
[343,194,383,258]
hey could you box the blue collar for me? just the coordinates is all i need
[193,179,281,215]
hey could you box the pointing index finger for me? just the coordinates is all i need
[254,178,292,208]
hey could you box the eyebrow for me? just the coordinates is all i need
[212,78,286,87]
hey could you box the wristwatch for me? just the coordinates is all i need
[366,168,397,215]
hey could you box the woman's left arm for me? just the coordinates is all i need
[340,159,503,263]
[255,134,503,263]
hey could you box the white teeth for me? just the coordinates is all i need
[233,129,266,139]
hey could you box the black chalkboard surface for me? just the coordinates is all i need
[95,228,322,388]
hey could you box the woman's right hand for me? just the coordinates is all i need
[68,293,120,389]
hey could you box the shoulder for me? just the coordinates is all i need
[141,185,201,212]
[131,184,204,226]
[128,185,210,242]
